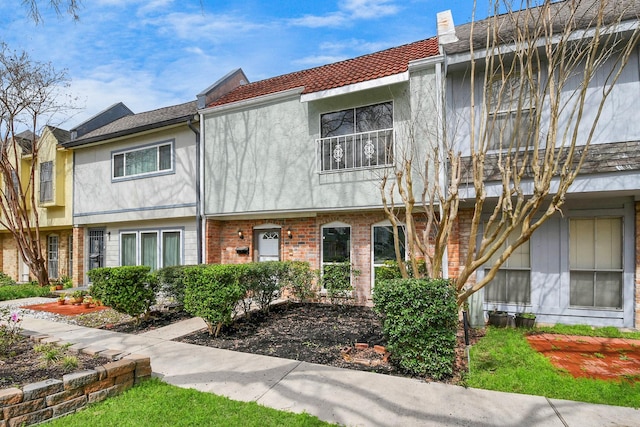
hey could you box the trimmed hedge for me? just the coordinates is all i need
[373,278,458,379]
[156,265,192,307]
[87,266,158,322]
[182,264,248,337]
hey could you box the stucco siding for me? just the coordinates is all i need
[203,82,433,216]
[73,126,197,223]
[446,49,640,157]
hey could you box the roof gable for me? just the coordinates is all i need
[208,37,440,108]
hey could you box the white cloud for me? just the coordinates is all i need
[289,0,399,28]
[292,55,349,67]
[342,0,399,19]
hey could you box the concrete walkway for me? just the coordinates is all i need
[9,300,640,426]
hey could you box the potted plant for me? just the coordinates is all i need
[71,290,87,305]
[82,296,93,308]
[515,312,536,328]
[488,309,509,327]
[57,295,66,305]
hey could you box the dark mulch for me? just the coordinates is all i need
[176,302,483,383]
[100,309,192,334]
[0,338,110,389]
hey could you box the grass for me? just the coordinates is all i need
[468,326,640,408]
[0,283,50,301]
[48,378,335,427]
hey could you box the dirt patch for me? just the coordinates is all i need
[21,301,110,316]
[527,333,640,381]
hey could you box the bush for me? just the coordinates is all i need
[242,262,290,314]
[319,262,359,305]
[374,260,427,286]
[183,264,247,337]
[0,272,16,288]
[280,261,316,302]
[0,283,50,301]
[373,278,458,379]
[156,265,192,307]
[87,266,158,322]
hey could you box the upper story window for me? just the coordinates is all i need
[112,141,173,180]
[317,101,393,172]
[487,72,537,151]
[39,161,53,203]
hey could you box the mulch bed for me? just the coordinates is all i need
[527,333,640,381]
[0,337,110,389]
[176,302,483,383]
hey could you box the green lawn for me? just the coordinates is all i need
[48,378,335,427]
[468,325,640,408]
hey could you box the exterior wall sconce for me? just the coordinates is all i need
[238,229,244,239]
[287,228,293,239]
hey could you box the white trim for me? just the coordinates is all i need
[200,87,305,116]
[253,223,282,230]
[408,55,444,72]
[301,72,409,103]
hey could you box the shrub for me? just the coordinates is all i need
[373,278,458,380]
[0,272,16,287]
[183,264,247,337]
[280,261,316,302]
[0,283,50,301]
[156,265,192,307]
[374,260,428,286]
[319,262,359,305]
[88,266,158,322]
[242,262,288,314]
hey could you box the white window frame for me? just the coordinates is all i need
[569,217,624,309]
[320,221,352,290]
[371,220,407,288]
[484,225,531,305]
[39,160,54,204]
[486,72,537,152]
[111,140,174,181]
[47,234,59,279]
[317,101,394,173]
[118,228,183,270]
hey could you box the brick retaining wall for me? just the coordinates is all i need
[0,336,152,427]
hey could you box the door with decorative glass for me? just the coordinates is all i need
[257,230,280,262]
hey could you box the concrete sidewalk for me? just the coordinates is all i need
[12,306,640,426]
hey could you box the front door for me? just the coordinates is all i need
[88,229,105,271]
[257,230,280,262]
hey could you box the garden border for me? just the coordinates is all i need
[0,332,152,427]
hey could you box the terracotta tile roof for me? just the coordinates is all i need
[208,37,439,108]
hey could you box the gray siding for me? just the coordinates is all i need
[73,126,197,224]
[203,83,418,216]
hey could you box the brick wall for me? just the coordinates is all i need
[205,211,392,303]
[0,339,151,427]
[634,202,640,329]
[0,229,73,284]
[72,227,85,287]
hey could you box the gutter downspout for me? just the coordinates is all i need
[187,116,202,264]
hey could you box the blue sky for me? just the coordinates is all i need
[0,0,489,128]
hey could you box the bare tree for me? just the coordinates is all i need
[21,0,81,23]
[0,44,69,285]
[381,0,640,305]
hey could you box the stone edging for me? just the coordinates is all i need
[0,333,152,427]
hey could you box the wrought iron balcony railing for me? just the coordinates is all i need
[316,128,394,173]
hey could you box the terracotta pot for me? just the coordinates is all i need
[57,300,66,305]
[83,302,91,309]
[55,285,63,290]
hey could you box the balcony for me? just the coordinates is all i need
[316,128,394,173]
